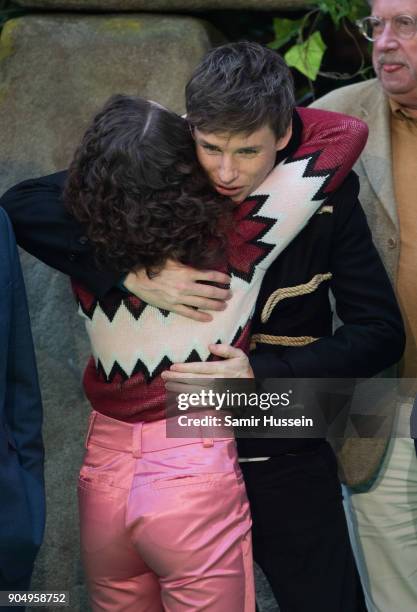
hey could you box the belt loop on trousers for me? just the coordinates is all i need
[85,411,97,449]
[199,424,214,447]
[132,422,143,458]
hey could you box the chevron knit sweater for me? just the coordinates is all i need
[72,108,367,422]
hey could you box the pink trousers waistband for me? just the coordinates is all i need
[85,410,233,458]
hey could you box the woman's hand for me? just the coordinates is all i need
[124,259,232,322]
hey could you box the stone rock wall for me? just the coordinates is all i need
[0,14,221,610]
[17,0,311,10]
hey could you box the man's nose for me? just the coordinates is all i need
[218,156,238,184]
[374,22,401,52]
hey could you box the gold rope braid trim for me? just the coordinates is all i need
[261,272,333,323]
[250,334,319,351]
[317,205,333,215]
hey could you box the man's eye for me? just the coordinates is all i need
[239,150,258,157]
[202,145,220,154]
[370,17,384,34]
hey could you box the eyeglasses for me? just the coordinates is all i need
[356,14,417,42]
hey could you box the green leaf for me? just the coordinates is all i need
[284,31,327,81]
[267,17,302,50]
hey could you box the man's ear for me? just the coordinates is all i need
[276,124,293,151]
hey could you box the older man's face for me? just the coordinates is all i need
[372,0,417,107]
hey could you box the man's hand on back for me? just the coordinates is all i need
[123,259,232,322]
[162,344,254,382]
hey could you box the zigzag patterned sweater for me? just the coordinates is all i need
[72,108,367,422]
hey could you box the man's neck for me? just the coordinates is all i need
[389,95,417,119]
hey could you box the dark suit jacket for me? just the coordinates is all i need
[0,208,45,581]
[238,171,405,465]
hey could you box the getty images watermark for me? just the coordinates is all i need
[166,378,411,439]
[175,388,314,429]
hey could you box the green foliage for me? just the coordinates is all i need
[268,18,303,50]
[268,0,370,82]
[317,0,369,26]
[285,31,326,80]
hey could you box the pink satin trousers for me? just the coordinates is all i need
[78,411,255,611]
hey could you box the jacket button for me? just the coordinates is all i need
[68,252,76,261]
[78,235,89,245]
[387,237,397,249]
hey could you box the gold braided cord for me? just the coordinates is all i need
[250,334,319,350]
[317,205,334,214]
[261,272,333,323]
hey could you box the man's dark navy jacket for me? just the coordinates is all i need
[0,208,45,582]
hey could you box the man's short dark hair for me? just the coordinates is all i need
[185,41,295,139]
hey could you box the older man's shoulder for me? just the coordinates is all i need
[309,78,382,116]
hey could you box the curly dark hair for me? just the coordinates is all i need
[64,94,233,274]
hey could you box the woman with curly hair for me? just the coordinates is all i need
[63,94,366,611]
[65,96,233,279]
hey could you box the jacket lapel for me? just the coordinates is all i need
[358,83,399,230]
